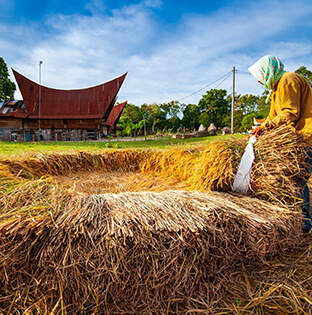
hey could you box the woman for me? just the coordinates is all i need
[248,55,312,232]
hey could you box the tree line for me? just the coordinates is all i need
[118,92,269,136]
[1,57,311,136]
[118,66,312,136]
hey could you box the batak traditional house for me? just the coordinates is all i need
[0,69,127,141]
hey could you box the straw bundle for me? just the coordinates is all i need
[0,149,151,178]
[1,125,308,206]
[0,125,310,313]
[250,126,310,206]
[213,235,312,314]
[141,142,239,191]
[0,187,302,314]
[55,171,184,194]
[141,125,310,206]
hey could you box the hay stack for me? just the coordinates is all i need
[0,125,310,313]
[141,125,310,206]
[250,126,310,205]
[0,149,151,178]
[0,187,302,313]
[1,126,308,206]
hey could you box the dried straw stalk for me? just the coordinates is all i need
[0,125,310,313]
[250,126,310,206]
[1,125,308,207]
[0,149,151,178]
[141,125,310,206]
[215,235,312,314]
[0,187,302,314]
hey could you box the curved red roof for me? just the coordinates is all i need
[12,69,127,121]
[104,101,127,127]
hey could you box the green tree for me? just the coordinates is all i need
[256,93,270,118]
[137,118,151,135]
[181,103,199,130]
[141,103,167,133]
[237,93,270,131]
[240,113,261,132]
[221,92,270,132]
[236,94,259,114]
[229,94,260,132]
[295,66,312,86]
[118,103,143,135]
[198,89,230,128]
[0,57,16,101]
[118,103,143,125]
[160,101,181,118]
[159,100,182,130]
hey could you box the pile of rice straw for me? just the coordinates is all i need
[0,149,150,178]
[0,188,302,313]
[0,125,310,313]
[141,125,310,206]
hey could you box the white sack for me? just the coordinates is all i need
[232,135,257,193]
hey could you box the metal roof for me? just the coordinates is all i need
[104,101,127,127]
[12,69,127,121]
[0,100,28,118]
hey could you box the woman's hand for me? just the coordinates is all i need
[251,126,263,137]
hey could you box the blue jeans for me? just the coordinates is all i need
[299,148,312,232]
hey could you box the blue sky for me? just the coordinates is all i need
[1,0,312,105]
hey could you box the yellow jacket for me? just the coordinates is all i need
[261,72,312,144]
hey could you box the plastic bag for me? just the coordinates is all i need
[232,135,257,193]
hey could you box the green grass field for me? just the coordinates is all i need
[0,134,245,156]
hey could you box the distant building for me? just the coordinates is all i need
[0,69,127,141]
[103,101,127,136]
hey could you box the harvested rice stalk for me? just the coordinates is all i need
[1,125,307,207]
[141,125,310,206]
[0,189,302,314]
[186,140,243,191]
[55,171,185,194]
[0,149,152,178]
[0,129,309,314]
[251,125,310,206]
[216,235,312,314]
[140,140,244,191]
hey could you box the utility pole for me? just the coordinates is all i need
[231,66,235,134]
[38,61,43,141]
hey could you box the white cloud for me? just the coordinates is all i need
[143,0,162,9]
[4,0,312,104]
[85,0,106,14]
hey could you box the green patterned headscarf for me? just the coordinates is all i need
[248,55,286,103]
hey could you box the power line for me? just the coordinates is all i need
[179,71,232,102]
[178,68,251,103]
[236,70,252,75]
[214,71,233,89]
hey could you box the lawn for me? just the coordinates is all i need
[0,134,245,156]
